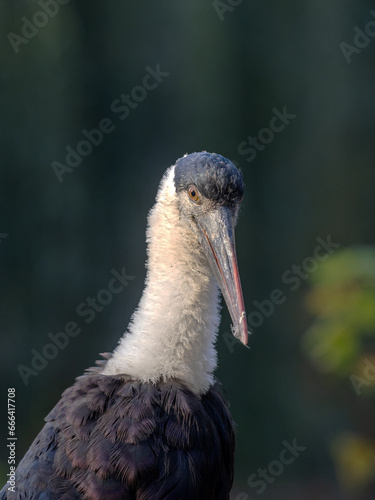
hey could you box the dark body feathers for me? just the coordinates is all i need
[1,360,235,500]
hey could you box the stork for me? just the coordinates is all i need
[1,152,248,499]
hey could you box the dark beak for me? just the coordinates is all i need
[196,206,248,345]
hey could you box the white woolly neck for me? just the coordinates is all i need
[103,166,221,395]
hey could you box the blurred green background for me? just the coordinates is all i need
[1,1,375,498]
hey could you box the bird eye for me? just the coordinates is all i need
[188,185,200,203]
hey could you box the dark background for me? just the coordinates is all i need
[1,1,375,498]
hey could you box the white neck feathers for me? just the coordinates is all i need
[103,166,221,394]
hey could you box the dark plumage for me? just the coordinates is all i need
[1,358,234,500]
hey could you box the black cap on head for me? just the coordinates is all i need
[174,152,244,205]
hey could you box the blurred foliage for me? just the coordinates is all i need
[331,433,375,495]
[303,246,375,377]
[303,246,375,496]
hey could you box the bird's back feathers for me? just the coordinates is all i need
[1,358,235,500]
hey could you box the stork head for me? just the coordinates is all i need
[174,152,248,345]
